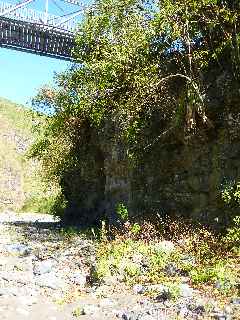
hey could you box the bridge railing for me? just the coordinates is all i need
[0,1,77,32]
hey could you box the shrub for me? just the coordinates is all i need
[223,216,240,252]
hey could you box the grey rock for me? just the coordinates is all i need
[0,270,33,284]
[181,254,196,266]
[154,286,171,302]
[223,305,233,318]
[163,263,179,276]
[133,284,146,295]
[81,304,99,315]
[34,273,64,290]
[71,272,87,287]
[117,311,138,320]
[155,241,175,253]
[192,304,205,315]
[117,311,129,320]
[33,259,54,275]
[231,297,240,305]
[5,243,31,256]
[147,284,172,302]
[99,298,115,307]
[0,287,19,297]
[179,283,194,298]
[178,306,189,317]
[215,280,232,291]
[213,313,229,320]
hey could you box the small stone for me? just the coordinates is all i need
[155,241,175,253]
[179,283,194,298]
[213,313,228,320]
[5,244,31,256]
[231,298,240,305]
[35,273,64,290]
[178,306,189,317]
[71,272,87,287]
[163,263,179,276]
[33,259,54,275]
[81,304,99,315]
[133,284,146,294]
[181,254,196,266]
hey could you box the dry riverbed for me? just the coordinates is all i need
[0,211,239,320]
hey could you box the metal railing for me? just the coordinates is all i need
[0,1,78,32]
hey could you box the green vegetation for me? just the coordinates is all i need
[72,307,84,317]
[223,216,240,253]
[116,202,129,221]
[0,97,60,213]
[30,0,240,220]
[19,0,240,302]
[95,218,240,299]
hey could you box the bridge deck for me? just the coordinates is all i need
[0,16,74,60]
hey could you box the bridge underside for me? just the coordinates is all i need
[0,16,74,60]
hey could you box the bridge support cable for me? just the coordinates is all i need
[54,8,83,28]
[0,0,35,17]
[44,0,48,24]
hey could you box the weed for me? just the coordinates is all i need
[116,202,128,221]
[130,223,141,235]
[72,307,84,317]
[223,216,240,252]
[61,226,78,237]
[94,216,239,302]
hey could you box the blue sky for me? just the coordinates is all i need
[0,0,89,106]
[0,48,70,106]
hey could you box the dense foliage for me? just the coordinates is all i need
[31,0,240,214]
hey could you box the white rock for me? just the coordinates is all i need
[179,283,194,297]
[5,243,31,256]
[133,284,146,294]
[16,307,29,316]
[155,241,175,253]
[71,272,87,287]
[35,273,64,290]
[33,259,54,275]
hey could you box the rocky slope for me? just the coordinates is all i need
[0,97,54,212]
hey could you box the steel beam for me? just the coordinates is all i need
[0,0,35,16]
[0,16,74,60]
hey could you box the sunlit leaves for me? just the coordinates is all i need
[31,0,240,183]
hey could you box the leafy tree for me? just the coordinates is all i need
[31,0,240,217]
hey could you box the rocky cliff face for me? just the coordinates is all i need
[60,70,240,228]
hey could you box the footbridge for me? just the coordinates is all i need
[0,0,86,60]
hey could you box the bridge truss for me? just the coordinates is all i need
[0,0,86,60]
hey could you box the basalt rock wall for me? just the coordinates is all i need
[61,70,240,228]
